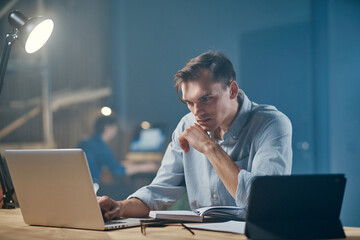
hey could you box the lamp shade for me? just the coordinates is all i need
[8,10,54,54]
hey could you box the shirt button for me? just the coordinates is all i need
[212,193,218,199]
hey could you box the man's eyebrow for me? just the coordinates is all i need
[182,93,212,103]
[197,93,211,101]
[181,97,191,103]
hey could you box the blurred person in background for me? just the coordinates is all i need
[78,115,157,193]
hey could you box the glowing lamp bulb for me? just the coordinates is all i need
[101,106,112,116]
[25,19,54,53]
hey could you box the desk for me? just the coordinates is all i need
[1,209,360,240]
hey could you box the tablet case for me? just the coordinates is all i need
[245,174,346,239]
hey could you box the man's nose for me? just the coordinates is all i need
[193,103,204,116]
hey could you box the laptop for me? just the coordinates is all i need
[245,174,347,239]
[4,149,142,230]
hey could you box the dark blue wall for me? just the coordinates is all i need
[328,0,360,228]
[110,0,309,130]
[109,0,360,226]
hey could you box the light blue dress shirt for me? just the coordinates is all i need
[129,90,292,216]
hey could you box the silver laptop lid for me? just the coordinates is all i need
[5,149,105,230]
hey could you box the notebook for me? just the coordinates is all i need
[4,149,142,230]
[245,174,347,239]
[149,206,245,222]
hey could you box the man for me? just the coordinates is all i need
[98,51,292,220]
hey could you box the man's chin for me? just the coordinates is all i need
[198,123,215,131]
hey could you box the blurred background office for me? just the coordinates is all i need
[0,0,359,226]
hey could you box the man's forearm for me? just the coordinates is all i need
[118,197,150,218]
[204,142,241,199]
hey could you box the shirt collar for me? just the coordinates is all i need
[224,89,252,140]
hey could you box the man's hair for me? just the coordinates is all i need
[173,51,236,102]
[94,116,117,134]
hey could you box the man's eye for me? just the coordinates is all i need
[202,97,211,102]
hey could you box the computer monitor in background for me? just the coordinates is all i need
[126,124,167,164]
[129,126,166,153]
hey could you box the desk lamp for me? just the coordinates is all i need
[0,10,54,208]
[0,10,54,95]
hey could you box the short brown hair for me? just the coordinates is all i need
[173,51,236,102]
[94,116,117,134]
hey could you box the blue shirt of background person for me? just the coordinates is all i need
[78,116,125,184]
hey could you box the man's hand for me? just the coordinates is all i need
[97,196,150,220]
[97,196,122,221]
[179,123,241,199]
[178,123,214,153]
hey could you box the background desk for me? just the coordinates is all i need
[1,209,360,240]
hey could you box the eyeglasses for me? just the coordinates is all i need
[140,220,195,236]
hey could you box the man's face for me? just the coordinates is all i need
[181,70,234,132]
[104,124,118,140]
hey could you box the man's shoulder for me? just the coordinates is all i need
[249,103,291,127]
[171,112,196,137]
[178,112,196,127]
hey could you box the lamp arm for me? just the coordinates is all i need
[0,30,18,95]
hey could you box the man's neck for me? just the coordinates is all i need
[215,95,242,140]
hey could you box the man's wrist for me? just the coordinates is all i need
[204,140,220,156]
[117,198,150,218]
[117,200,125,218]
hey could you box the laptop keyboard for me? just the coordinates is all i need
[105,219,127,225]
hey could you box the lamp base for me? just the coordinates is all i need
[2,195,15,209]
[0,154,15,209]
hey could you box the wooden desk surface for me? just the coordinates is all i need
[1,209,360,240]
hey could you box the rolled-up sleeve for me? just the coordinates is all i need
[235,114,293,208]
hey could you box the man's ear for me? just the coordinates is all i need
[229,81,239,99]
